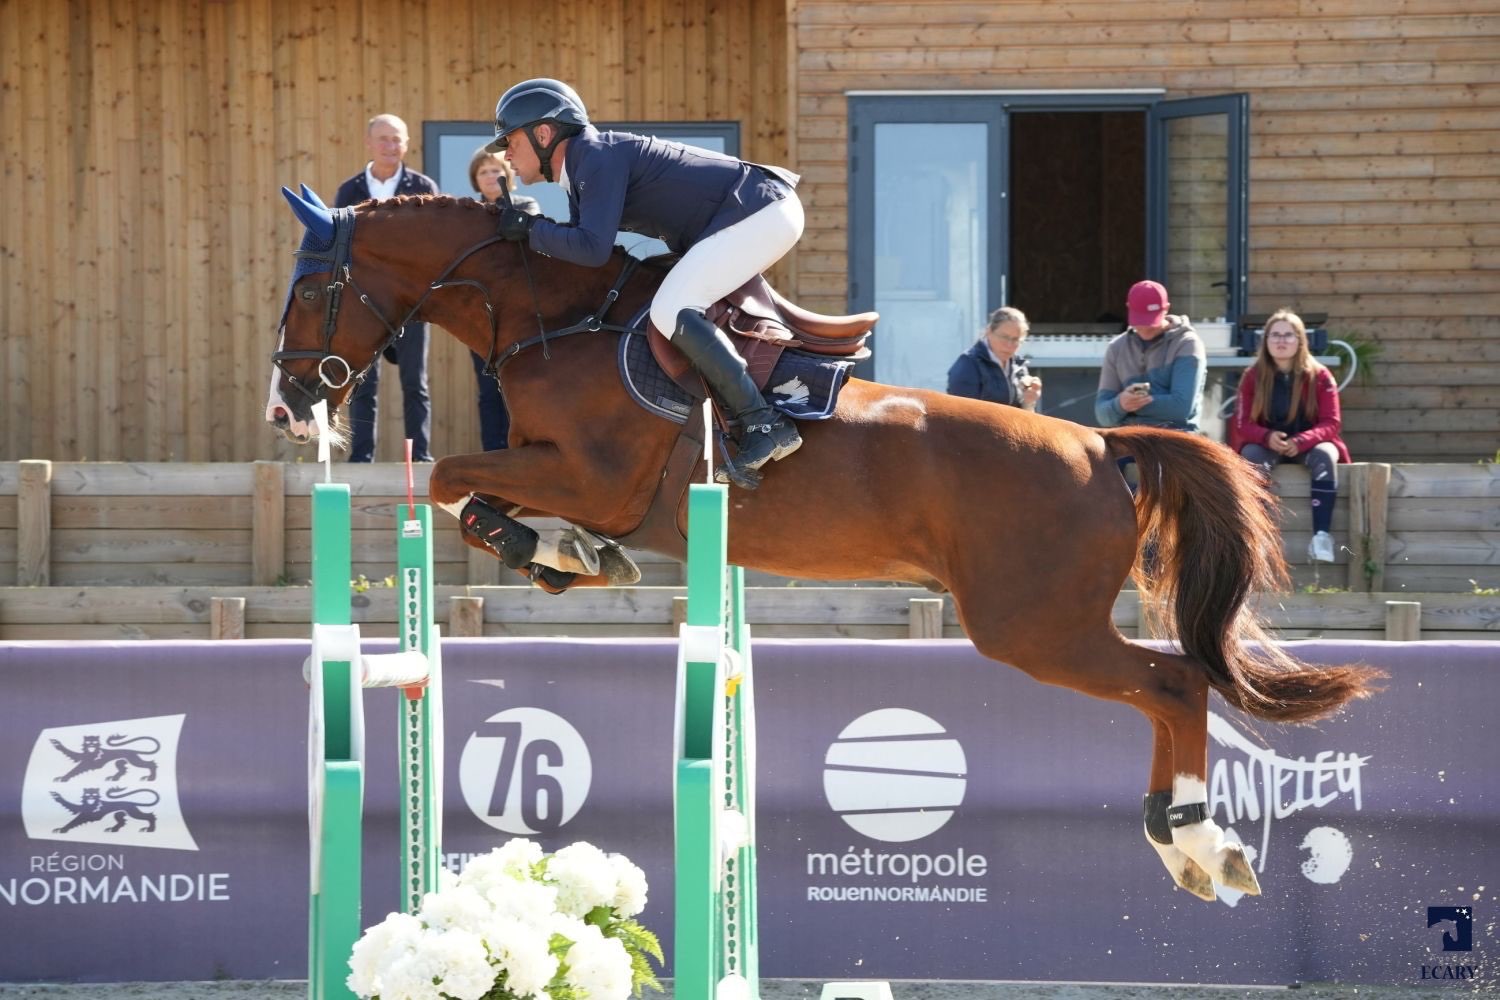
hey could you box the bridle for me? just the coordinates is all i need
[272,203,643,405]
[272,206,507,404]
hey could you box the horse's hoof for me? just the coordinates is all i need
[1218,844,1262,895]
[1148,839,1217,902]
[597,543,642,586]
[1176,860,1218,901]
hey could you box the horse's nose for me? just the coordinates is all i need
[270,407,290,430]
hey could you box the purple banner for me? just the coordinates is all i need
[1,637,1495,988]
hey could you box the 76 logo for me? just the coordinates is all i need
[457,707,593,835]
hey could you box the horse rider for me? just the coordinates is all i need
[486,78,804,489]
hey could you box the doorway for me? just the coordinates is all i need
[1007,111,1145,329]
[848,90,1248,412]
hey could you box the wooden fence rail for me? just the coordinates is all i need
[2,461,1499,628]
[0,585,1494,643]
[3,460,1498,590]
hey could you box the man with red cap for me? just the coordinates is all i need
[1094,279,1206,433]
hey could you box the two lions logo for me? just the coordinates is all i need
[48,734,161,834]
[51,734,161,782]
[50,787,160,834]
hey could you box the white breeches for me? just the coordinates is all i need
[650,193,805,336]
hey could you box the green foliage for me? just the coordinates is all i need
[1470,580,1499,596]
[1301,583,1347,594]
[1329,329,1383,389]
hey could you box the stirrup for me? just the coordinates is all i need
[713,434,764,490]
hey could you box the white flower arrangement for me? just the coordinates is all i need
[348,839,663,1000]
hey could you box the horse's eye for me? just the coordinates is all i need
[299,286,319,302]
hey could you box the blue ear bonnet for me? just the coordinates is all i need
[278,185,350,328]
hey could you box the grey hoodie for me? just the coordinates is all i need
[1093,316,1206,432]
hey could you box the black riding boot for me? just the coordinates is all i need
[671,308,802,489]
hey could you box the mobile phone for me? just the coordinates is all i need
[1128,382,1151,395]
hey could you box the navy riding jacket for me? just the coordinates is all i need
[527,126,799,267]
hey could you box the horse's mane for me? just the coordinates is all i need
[361,194,500,215]
[355,194,670,272]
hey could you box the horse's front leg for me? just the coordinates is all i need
[429,446,641,588]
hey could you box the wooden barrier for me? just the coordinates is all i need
[3,461,1498,593]
[2,461,1498,642]
[1,585,1496,643]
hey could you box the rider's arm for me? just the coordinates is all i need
[528,146,628,267]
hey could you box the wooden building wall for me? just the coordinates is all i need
[789,0,1500,462]
[0,0,789,463]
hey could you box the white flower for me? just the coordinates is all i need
[370,931,448,1000]
[347,911,424,998]
[484,874,560,930]
[484,913,558,999]
[459,838,545,896]
[547,842,617,917]
[418,883,492,933]
[562,922,632,1000]
[423,927,497,1000]
[347,840,657,1000]
[606,853,649,917]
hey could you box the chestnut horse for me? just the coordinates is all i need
[266,190,1377,902]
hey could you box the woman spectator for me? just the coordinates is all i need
[946,306,1042,411]
[1230,308,1350,563]
[465,147,539,450]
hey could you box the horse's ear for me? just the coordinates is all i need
[281,185,334,245]
[299,184,329,211]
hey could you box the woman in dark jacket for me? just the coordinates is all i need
[946,306,1042,411]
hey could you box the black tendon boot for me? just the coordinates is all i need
[671,308,801,488]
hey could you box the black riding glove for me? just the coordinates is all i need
[498,206,536,242]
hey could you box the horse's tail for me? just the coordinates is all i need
[1101,426,1382,723]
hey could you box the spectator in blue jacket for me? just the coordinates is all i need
[946,306,1042,411]
[1094,280,1206,433]
[485,78,803,489]
[334,113,437,462]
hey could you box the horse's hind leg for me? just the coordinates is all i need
[1112,640,1260,899]
[963,611,1255,900]
[1143,719,1216,901]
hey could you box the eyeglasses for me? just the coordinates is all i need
[1265,330,1300,341]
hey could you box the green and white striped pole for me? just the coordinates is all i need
[306,440,442,1000]
[675,482,760,1000]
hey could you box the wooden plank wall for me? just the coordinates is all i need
[790,0,1500,462]
[0,0,788,464]
[2,460,1497,592]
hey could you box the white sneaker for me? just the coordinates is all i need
[1309,530,1335,563]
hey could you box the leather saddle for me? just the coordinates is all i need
[646,273,877,392]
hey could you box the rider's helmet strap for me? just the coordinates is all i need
[528,122,578,184]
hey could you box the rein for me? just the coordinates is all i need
[272,206,507,404]
[274,204,642,402]
[490,249,643,380]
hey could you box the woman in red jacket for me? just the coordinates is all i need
[1230,309,1351,563]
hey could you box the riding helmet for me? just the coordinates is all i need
[487,79,589,152]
